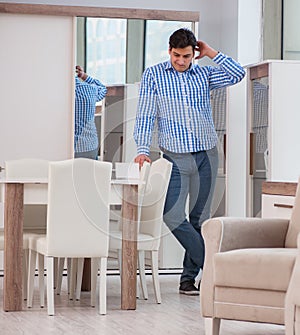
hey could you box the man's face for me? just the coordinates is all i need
[168,46,194,72]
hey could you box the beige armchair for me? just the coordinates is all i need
[285,233,300,335]
[200,178,300,335]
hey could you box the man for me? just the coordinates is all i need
[75,65,107,159]
[133,28,245,295]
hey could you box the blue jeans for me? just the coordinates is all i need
[162,146,218,284]
[75,148,99,160]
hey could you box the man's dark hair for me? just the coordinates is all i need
[169,28,197,50]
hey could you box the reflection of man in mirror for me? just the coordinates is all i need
[134,28,245,296]
[74,65,107,160]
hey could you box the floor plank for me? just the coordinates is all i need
[0,274,285,335]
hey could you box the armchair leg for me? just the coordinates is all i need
[204,317,221,335]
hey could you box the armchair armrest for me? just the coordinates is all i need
[200,216,290,318]
[285,233,300,335]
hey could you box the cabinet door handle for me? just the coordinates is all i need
[273,203,293,209]
[249,132,255,176]
[223,133,226,175]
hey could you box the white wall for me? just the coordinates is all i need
[197,0,262,65]
[237,0,262,65]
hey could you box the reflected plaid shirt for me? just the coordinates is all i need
[75,76,107,153]
[134,52,245,155]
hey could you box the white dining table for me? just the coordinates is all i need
[0,177,139,312]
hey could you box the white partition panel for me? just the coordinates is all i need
[0,13,75,166]
[0,13,75,242]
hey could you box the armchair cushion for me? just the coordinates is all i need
[214,248,297,291]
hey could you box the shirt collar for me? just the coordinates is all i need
[164,60,196,74]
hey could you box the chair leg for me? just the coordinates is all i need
[151,250,161,304]
[46,256,55,316]
[204,317,221,335]
[67,258,72,294]
[53,257,58,289]
[69,258,77,300]
[38,253,45,307]
[27,249,37,308]
[117,249,122,279]
[138,250,148,300]
[136,274,140,299]
[75,258,84,301]
[98,257,107,315]
[56,257,65,295]
[91,257,99,307]
[22,249,29,301]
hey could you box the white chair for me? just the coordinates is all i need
[109,158,172,303]
[72,161,151,302]
[27,158,112,315]
[0,158,49,300]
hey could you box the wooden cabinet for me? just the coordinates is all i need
[98,84,139,164]
[247,61,300,217]
[261,181,297,219]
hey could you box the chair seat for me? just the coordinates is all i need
[214,248,297,291]
[109,231,158,251]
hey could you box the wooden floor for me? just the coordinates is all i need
[0,273,285,335]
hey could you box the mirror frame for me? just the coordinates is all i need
[0,3,199,22]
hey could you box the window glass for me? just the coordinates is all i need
[86,18,127,85]
[145,21,193,68]
[283,0,300,60]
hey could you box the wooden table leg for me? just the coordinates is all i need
[121,184,138,310]
[81,258,91,291]
[4,183,24,311]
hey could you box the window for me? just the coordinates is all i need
[144,20,193,68]
[86,18,195,84]
[283,0,300,60]
[86,18,127,85]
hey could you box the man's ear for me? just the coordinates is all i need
[168,47,172,55]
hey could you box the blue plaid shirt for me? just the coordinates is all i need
[75,76,107,153]
[134,52,245,155]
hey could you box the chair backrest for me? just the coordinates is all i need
[5,158,49,179]
[46,158,112,257]
[285,177,300,247]
[139,158,172,249]
[137,162,150,223]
